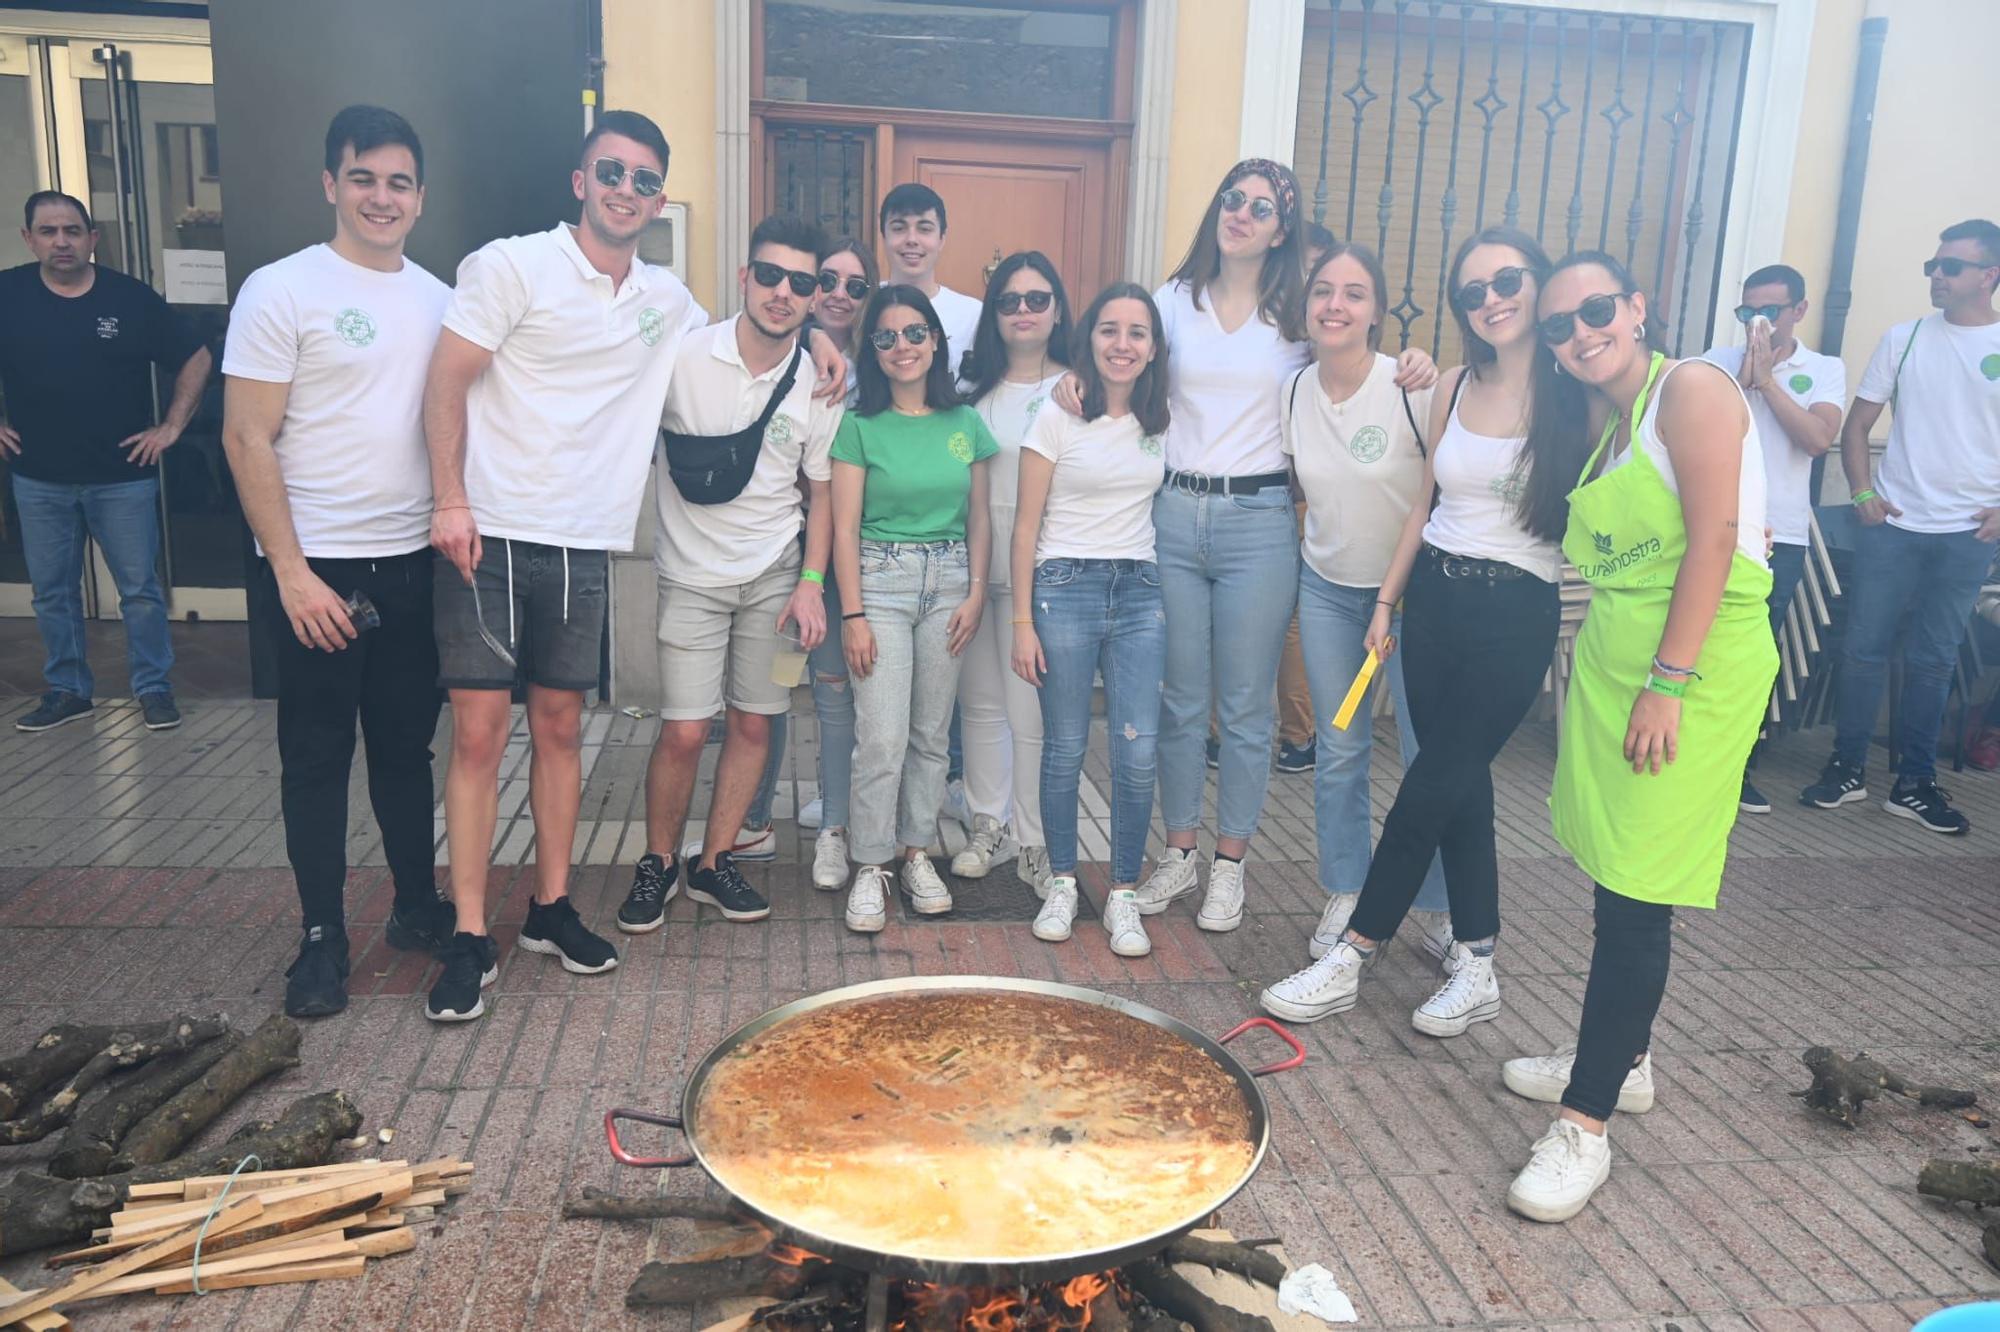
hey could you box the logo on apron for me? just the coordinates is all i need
[334,308,376,347]
[948,430,975,463]
[638,308,666,346]
[1348,424,1388,463]
[1592,530,1614,557]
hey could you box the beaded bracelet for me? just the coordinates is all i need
[1651,654,1703,681]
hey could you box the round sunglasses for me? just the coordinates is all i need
[817,271,872,300]
[1218,187,1278,223]
[589,156,664,199]
[868,324,938,351]
[994,290,1055,316]
[1453,266,1529,313]
[1536,292,1631,346]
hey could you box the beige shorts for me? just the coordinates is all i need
[655,546,802,720]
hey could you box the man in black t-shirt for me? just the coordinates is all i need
[0,191,210,732]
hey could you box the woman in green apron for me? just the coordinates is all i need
[1504,251,1776,1224]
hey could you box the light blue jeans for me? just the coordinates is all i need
[848,540,969,864]
[13,473,174,700]
[809,574,855,828]
[1153,484,1299,840]
[1296,565,1446,909]
[1032,558,1165,884]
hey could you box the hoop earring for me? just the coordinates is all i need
[1634,323,1647,341]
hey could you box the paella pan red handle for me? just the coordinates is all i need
[605,1107,697,1168]
[1218,1016,1307,1076]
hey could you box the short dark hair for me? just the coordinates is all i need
[1940,218,2000,268]
[879,182,947,234]
[855,285,961,416]
[323,104,424,183]
[1742,263,1805,304]
[1305,222,1337,260]
[23,190,92,233]
[748,213,827,264]
[582,109,671,175]
[1073,282,1171,438]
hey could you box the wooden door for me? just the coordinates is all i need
[891,131,1117,310]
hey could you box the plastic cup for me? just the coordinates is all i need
[770,624,808,688]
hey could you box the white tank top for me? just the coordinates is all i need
[1605,359,1769,567]
[1420,388,1563,583]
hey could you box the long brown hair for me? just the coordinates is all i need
[1304,241,1391,351]
[1071,282,1172,437]
[1166,160,1307,343]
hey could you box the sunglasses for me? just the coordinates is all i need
[589,156,665,198]
[868,324,938,351]
[1923,256,1995,279]
[817,271,872,300]
[1453,266,1529,313]
[749,259,818,298]
[995,290,1055,316]
[1218,187,1278,223]
[1536,292,1631,345]
[1735,303,1791,324]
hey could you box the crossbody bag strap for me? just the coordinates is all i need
[754,343,808,434]
[1890,316,1922,412]
[1400,387,1427,457]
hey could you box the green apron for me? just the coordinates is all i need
[1550,354,1778,909]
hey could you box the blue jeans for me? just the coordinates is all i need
[745,711,785,829]
[1153,485,1299,840]
[13,474,173,699]
[809,575,855,829]
[1833,522,1997,780]
[1032,558,1165,884]
[1767,541,1808,636]
[1295,566,1446,909]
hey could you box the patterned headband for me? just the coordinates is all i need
[1227,159,1300,231]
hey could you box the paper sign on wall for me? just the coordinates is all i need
[163,248,228,305]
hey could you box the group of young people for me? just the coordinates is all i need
[176,93,1994,1234]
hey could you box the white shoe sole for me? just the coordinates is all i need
[15,707,94,733]
[845,908,887,933]
[1134,871,1198,916]
[1506,1154,1610,1223]
[1108,935,1152,958]
[1032,917,1074,943]
[515,935,619,974]
[951,857,997,879]
[1197,909,1242,933]
[902,892,953,916]
[1883,797,1968,834]
[1738,800,1772,814]
[425,964,499,1021]
[1259,987,1356,1024]
[812,867,848,891]
[1804,787,1867,809]
[1412,995,1500,1038]
[681,836,778,864]
[1501,1064,1655,1114]
[615,882,679,933]
[684,889,771,922]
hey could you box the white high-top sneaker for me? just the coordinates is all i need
[1197,857,1245,932]
[1017,846,1052,899]
[1308,893,1359,959]
[844,865,889,933]
[1502,1047,1655,1114]
[811,828,849,890]
[1411,949,1501,1037]
[1101,888,1152,957]
[1258,939,1376,1023]
[900,852,953,915]
[1032,876,1078,943]
[1506,1118,1612,1223]
[1407,909,1454,966]
[1134,849,1200,915]
[950,814,1015,878]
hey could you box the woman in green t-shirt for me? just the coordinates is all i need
[830,285,998,932]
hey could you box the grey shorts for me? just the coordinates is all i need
[434,538,608,692]
[655,545,802,720]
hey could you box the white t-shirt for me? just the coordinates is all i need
[975,371,1067,587]
[653,317,841,588]
[930,284,983,383]
[1421,375,1562,583]
[1154,279,1310,476]
[1282,354,1434,588]
[221,244,448,559]
[443,223,708,551]
[1856,314,2000,534]
[1021,407,1165,562]
[1605,359,1768,566]
[1701,341,1845,546]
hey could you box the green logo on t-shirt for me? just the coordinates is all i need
[334,308,376,348]
[1489,468,1526,503]
[1026,396,1046,421]
[637,307,666,346]
[947,430,975,463]
[764,415,794,448]
[1788,372,1813,394]
[1982,353,2000,381]
[1348,424,1388,463]
[1139,433,1163,457]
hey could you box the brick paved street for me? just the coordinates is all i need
[1,691,1996,1330]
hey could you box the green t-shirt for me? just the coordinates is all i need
[829,404,1000,543]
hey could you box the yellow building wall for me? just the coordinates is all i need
[1776,0,1862,352]
[1158,0,1249,276]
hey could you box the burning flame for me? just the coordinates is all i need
[753,1242,1121,1332]
[766,1243,820,1267]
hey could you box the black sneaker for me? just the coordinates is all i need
[139,692,182,730]
[1800,756,1867,809]
[617,853,678,934]
[425,931,498,1022]
[386,896,459,956]
[1275,737,1316,774]
[1205,736,1221,770]
[519,896,620,973]
[16,691,93,732]
[284,924,351,1019]
[686,852,771,922]
[1885,779,1970,835]
[1739,777,1772,814]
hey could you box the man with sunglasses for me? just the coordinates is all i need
[879,183,980,378]
[620,214,842,933]
[1700,264,1845,815]
[1804,218,2000,835]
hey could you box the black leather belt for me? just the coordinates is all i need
[1165,469,1290,496]
[1422,542,1529,580]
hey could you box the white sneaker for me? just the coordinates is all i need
[1507,1118,1612,1223]
[1411,950,1501,1037]
[811,828,849,890]
[1259,939,1375,1023]
[1502,1047,1655,1115]
[1133,850,1200,916]
[1408,909,1454,967]
[798,797,824,831]
[1308,892,1360,959]
[845,866,889,933]
[1197,857,1245,932]
[950,814,1015,878]
[900,852,953,915]
[939,778,974,830]
[1018,846,1052,899]
[1439,939,1471,976]
[682,824,777,865]
[1033,876,1078,942]
[1101,888,1152,957]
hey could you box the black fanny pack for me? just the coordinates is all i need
[660,343,805,506]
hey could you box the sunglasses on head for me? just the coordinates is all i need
[1923,256,1994,279]
[995,290,1055,316]
[1218,187,1278,223]
[1735,302,1790,324]
[869,324,937,351]
[1536,292,1631,346]
[1453,266,1529,313]
[817,271,872,300]
[749,259,818,298]
[589,156,664,198]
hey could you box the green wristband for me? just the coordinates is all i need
[798,568,825,586]
[1645,674,1688,699]
[1850,488,1879,505]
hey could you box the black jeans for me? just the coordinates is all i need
[1348,552,1559,943]
[1563,885,1673,1120]
[271,550,442,931]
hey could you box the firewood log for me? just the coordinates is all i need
[47,1034,239,1178]
[0,1023,178,1122]
[0,1017,228,1148]
[112,1016,301,1167]
[1796,1047,1978,1129]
